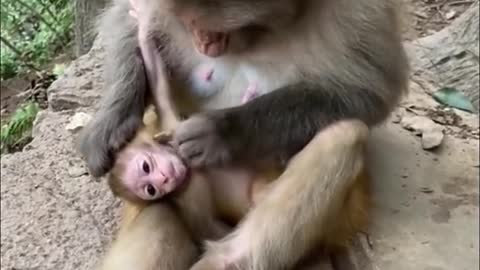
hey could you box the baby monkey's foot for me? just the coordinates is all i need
[154,130,173,144]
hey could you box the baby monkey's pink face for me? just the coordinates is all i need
[121,144,188,201]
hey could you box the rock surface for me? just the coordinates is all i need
[46,41,104,112]
[1,7,479,270]
[405,1,479,111]
[66,112,93,133]
[400,115,445,149]
[1,111,120,270]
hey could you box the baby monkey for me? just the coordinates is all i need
[108,108,278,242]
[106,3,372,268]
[108,120,187,204]
[107,5,279,240]
[108,107,280,226]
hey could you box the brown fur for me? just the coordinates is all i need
[100,114,372,270]
[323,169,371,251]
[92,0,409,268]
[108,114,229,242]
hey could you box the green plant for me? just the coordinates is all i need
[1,102,40,153]
[0,49,18,79]
[52,63,66,77]
[0,0,74,79]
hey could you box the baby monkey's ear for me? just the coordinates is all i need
[153,130,173,144]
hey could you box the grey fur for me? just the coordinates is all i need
[78,0,147,177]
[83,1,409,268]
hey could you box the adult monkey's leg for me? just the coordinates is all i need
[191,120,370,270]
[98,202,199,270]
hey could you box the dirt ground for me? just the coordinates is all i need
[1,58,67,123]
[1,77,30,122]
[0,0,475,123]
[402,0,474,40]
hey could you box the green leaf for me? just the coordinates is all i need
[432,87,475,113]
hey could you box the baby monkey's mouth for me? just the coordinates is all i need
[190,28,229,58]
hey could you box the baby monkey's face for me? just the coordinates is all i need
[121,143,188,201]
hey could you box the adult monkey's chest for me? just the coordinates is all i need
[167,62,249,117]
[168,62,298,118]
[158,32,299,115]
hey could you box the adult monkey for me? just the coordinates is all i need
[80,0,410,269]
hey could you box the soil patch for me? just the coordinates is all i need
[402,0,474,40]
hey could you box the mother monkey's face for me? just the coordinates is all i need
[159,0,301,57]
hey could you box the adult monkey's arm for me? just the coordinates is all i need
[78,0,147,177]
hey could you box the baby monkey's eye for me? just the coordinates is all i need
[144,184,157,198]
[142,160,150,174]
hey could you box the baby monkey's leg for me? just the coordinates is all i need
[98,203,198,270]
[130,0,179,129]
[128,0,185,189]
